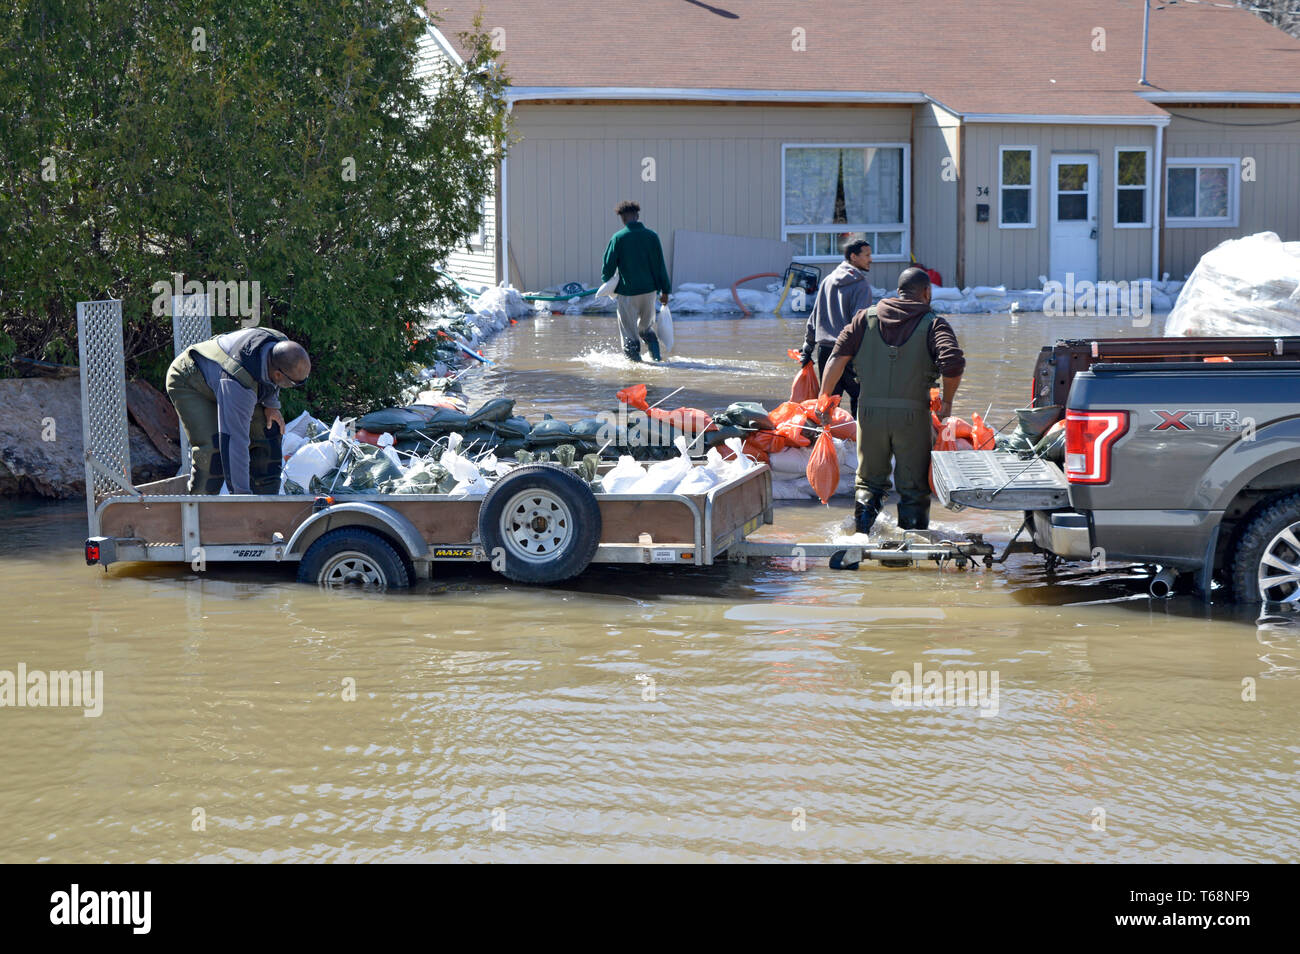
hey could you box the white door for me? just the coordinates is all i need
[1049,154,1098,284]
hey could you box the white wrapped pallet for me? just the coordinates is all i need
[1165,232,1300,337]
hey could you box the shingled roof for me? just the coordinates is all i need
[427,0,1300,118]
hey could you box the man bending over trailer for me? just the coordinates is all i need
[165,328,311,495]
[818,267,964,534]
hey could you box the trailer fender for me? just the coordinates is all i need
[285,502,429,562]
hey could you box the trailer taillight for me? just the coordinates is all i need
[1064,410,1128,484]
[85,540,100,565]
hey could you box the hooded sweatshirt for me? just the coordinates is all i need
[830,296,966,377]
[803,262,873,351]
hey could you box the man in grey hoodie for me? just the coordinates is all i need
[797,239,873,415]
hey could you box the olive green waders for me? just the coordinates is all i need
[164,344,283,495]
[851,309,939,530]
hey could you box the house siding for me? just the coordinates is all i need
[911,103,961,286]
[416,23,498,289]
[962,123,1158,288]
[1162,106,1300,280]
[505,103,914,293]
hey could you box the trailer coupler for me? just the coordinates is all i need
[734,533,997,571]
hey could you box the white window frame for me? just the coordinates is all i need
[998,145,1037,229]
[1164,158,1240,228]
[780,142,911,263]
[1113,146,1152,229]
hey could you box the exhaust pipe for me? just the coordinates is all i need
[1149,567,1177,598]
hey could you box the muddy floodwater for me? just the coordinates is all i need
[3,310,1299,863]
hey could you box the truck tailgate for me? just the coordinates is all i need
[931,450,1069,511]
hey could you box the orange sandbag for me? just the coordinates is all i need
[616,383,651,411]
[769,401,813,447]
[616,383,716,434]
[806,428,840,505]
[931,413,974,451]
[804,394,855,440]
[790,361,819,403]
[355,428,383,446]
[970,412,995,451]
[742,430,788,463]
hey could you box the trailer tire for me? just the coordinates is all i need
[298,528,411,589]
[478,464,601,583]
[1229,491,1300,604]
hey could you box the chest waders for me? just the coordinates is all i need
[850,309,939,531]
[163,330,287,494]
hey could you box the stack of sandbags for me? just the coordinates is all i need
[1164,232,1300,337]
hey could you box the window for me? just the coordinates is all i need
[1165,159,1239,227]
[782,143,909,261]
[999,146,1036,228]
[1114,148,1151,228]
[469,195,487,248]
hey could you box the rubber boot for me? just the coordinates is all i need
[897,502,930,530]
[623,338,642,362]
[853,492,884,535]
[641,330,662,362]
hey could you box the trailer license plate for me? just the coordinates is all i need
[652,549,676,563]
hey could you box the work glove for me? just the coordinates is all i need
[799,347,813,368]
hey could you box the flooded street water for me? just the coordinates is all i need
[3,310,1299,863]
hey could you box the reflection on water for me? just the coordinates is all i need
[2,312,1299,862]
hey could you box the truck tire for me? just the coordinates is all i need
[1230,491,1300,604]
[478,464,601,583]
[298,527,411,589]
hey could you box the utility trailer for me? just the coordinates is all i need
[78,299,1000,586]
[78,300,780,586]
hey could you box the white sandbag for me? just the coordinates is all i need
[281,431,307,461]
[655,303,675,355]
[376,431,405,472]
[328,417,349,445]
[771,477,814,500]
[471,284,534,320]
[677,282,715,295]
[1164,232,1300,337]
[669,291,708,312]
[674,466,719,495]
[769,446,813,476]
[628,436,693,494]
[442,446,489,497]
[930,284,964,301]
[602,455,648,494]
[595,271,619,299]
[283,440,340,490]
[706,288,737,305]
[285,410,326,440]
[972,285,1007,298]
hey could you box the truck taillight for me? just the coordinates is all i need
[1064,410,1128,484]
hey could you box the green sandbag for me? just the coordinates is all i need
[1015,405,1063,443]
[527,415,575,446]
[467,397,515,426]
[382,458,455,495]
[714,401,772,431]
[1032,428,1065,464]
[487,416,530,439]
[356,406,431,434]
[338,445,405,493]
[571,417,607,441]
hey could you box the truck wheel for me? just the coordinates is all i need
[478,464,601,583]
[1230,492,1300,604]
[298,528,411,589]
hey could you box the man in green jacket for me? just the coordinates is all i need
[601,200,671,362]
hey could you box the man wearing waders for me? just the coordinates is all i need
[165,327,312,494]
[601,200,671,362]
[817,267,965,533]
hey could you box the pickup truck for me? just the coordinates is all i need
[932,336,1300,603]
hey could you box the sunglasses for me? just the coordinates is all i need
[273,365,309,388]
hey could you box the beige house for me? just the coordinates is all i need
[424,0,1300,293]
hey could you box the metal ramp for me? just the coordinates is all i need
[77,300,137,536]
[931,450,1069,511]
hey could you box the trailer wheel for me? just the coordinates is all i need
[1230,491,1300,604]
[478,464,601,583]
[298,528,411,589]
